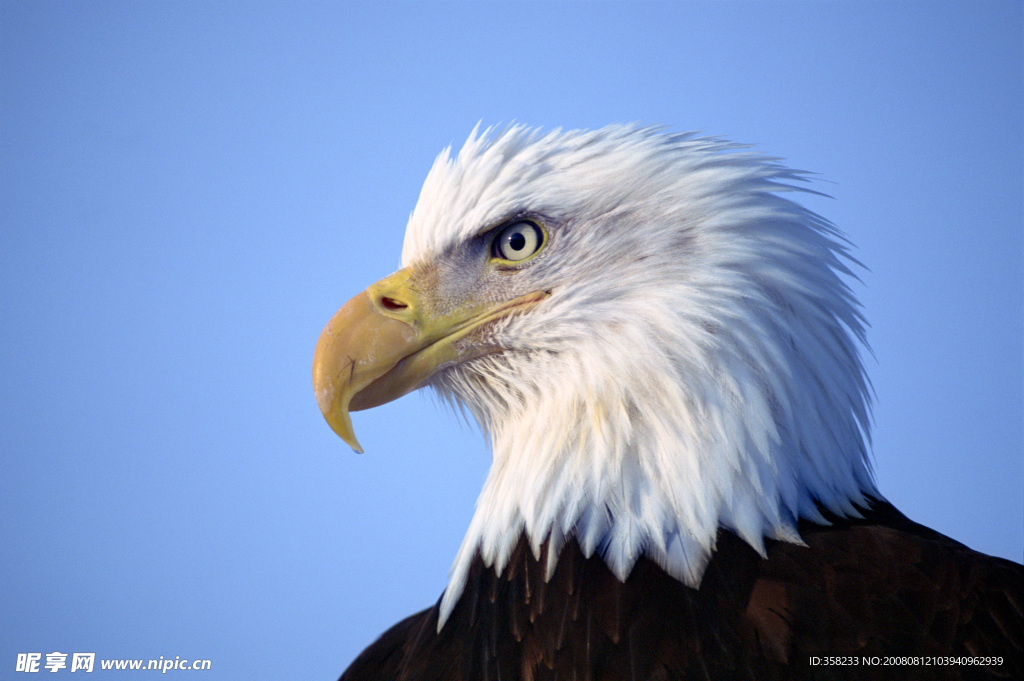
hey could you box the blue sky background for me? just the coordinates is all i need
[2,1,1021,678]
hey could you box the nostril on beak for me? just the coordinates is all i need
[380,296,408,311]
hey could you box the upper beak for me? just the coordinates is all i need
[312,267,547,452]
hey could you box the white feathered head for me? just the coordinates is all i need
[313,124,877,624]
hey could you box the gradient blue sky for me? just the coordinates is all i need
[2,2,1021,679]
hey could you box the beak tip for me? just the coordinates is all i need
[342,432,366,454]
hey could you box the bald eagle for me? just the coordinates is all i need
[313,125,1023,680]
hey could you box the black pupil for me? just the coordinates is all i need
[508,231,526,252]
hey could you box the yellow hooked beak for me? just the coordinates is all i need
[312,267,548,452]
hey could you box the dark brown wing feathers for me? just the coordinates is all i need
[339,501,1023,680]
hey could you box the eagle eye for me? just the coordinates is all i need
[491,221,544,263]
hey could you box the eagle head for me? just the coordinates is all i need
[313,125,877,625]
